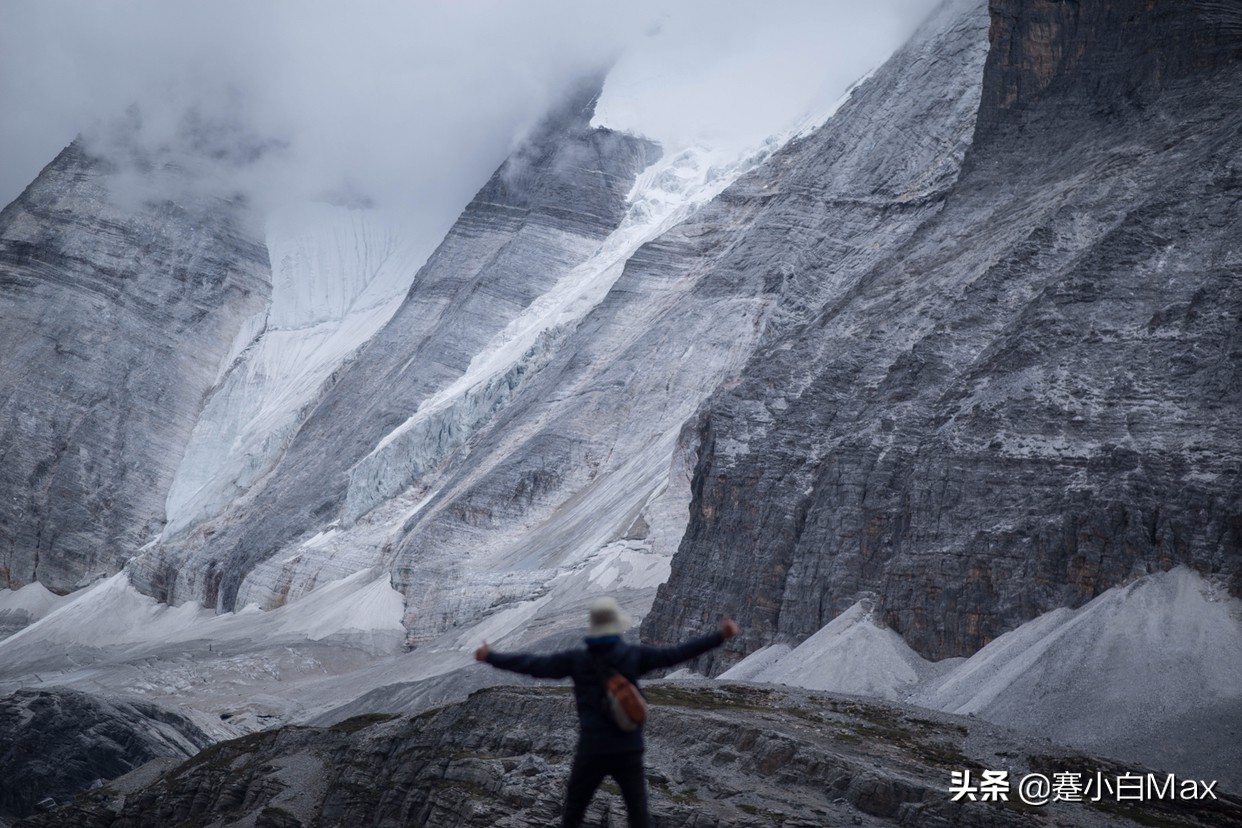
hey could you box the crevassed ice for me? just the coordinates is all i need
[0,569,405,655]
[344,134,802,524]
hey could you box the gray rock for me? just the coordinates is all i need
[0,142,270,594]
[1,0,1238,813]
[243,0,995,648]
[19,684,1239,827]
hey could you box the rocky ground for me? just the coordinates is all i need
[0,688,212,824]
[13,683,1241,828]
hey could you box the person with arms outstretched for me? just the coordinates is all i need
[475,596,739,828]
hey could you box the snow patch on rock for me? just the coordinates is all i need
[0,573,214,648]
[910,566,1242,779]
[0,582,70,640]
[0,581,65,618]
[717,644,793,683]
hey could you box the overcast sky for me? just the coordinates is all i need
[0,0,938,239]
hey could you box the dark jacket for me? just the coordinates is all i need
[485,631,725,755]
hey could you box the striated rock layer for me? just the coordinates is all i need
[0,143,270,594]
[19,684,1242,828]
[644,0,1242,665]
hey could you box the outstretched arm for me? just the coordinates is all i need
[475,641,574,679]
[636,615,740,674]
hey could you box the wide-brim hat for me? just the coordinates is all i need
[587,597,631,637]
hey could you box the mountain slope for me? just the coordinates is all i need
[0,143,270,594]
[1,0,1239,808]
[644,0,1242,665]
[0,687,211,823]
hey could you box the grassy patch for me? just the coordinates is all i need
[852,720,914,743]
[430,777,500,804]
[169,731,272,780]
[823,701,980,770]
[651,781,701,805]
[735,801,788,823]
[906,716,968,737]
[781,705,826,724]
[908,739,972,769]
[328,712,400,733]
[643,685,772,712]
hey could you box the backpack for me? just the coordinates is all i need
[591,653,647,732]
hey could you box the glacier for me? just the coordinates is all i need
[163,203,433,537]
[0,54,875,753]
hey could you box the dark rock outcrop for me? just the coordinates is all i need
[19,684,1240,827]
[0,142,270,594]
[976,0,1242,141]
[0,687,212,822]
[644,0,1242,666]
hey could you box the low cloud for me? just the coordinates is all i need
[595,0,935,153]
[0,0,938,242]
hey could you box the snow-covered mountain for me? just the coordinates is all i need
[1,0,1240,821]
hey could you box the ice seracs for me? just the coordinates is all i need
[344,137,789,529]
[0,568,407,673]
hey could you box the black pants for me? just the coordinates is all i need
[561,749,649,828]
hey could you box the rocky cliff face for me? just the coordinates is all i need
[0,0,993,656]
[0,144,270,594]
[644,0,1242,666]
[19,684,1241,828]
[977,0,1242,139]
